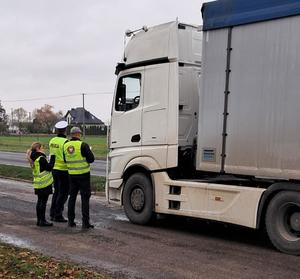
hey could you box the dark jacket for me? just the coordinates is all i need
[64,138,95,176]
[31,151,55,172]
[50,134,68,168]
[66,138,95,163]
[30,151,54,195]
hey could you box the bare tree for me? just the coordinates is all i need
[0,101,8,134]
[33,104,62,134]
[13,107,28,132]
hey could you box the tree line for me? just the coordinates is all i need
[0,101,63,134]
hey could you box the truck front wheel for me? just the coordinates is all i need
[266,191,300,255]
[123,173,154,225]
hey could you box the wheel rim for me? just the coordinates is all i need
[130,187,145,212]
[277,202,300,241]
[290,212,300,231]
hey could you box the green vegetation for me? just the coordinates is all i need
[0,242,109,278]
[0,164,106,193]
[0,135,107,159]
[0,164,31,181]
[91,176,106,192]
[0,135,50,153]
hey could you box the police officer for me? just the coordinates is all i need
[49,120,69,222]
[64,127,95,229]
[27,142,54,226]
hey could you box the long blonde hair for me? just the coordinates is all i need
[26,142,42,168]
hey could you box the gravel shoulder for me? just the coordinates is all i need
[0,178,299,279]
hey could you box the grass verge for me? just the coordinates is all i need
[0,242,110,278]
[0,164,31,181]
[0,164,106,192]
[0,135,107,159]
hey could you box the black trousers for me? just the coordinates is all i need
[68,174,91,225]
[50,170,69,218]
[36,194,49,222]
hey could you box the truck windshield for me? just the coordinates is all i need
[115,74,141,112]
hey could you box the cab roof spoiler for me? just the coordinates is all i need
[115,57,170,75]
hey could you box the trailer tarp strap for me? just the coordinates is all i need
[220,27,233,174]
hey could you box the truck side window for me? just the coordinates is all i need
[115,74,141,112]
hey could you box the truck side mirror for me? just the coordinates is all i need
[116,83,126,111]
[120,84,126,105]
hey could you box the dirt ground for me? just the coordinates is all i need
[0,178,299,279]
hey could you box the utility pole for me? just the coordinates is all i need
[82,93,86,138]
[11,108,13,129]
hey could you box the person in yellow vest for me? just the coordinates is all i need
[27,142,54,227]
[49,120,69,222]
[64,127,95,229]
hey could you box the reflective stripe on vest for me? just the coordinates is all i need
[49,136,68,171]
[64,141,90,175]
[32,156,54,189]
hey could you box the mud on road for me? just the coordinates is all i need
[0,178,299,279]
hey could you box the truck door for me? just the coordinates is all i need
[110,68,144,149]
[141,62,179,169]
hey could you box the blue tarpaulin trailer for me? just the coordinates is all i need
[198,0,300,180]
[202,0,300,30]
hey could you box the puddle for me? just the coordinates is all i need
[0,233,32,248]
[111,214,128,221]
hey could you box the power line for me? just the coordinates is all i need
[85,91,113,96]
[2,91,113,103]
[2,93,80,103]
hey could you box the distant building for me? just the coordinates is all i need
[64,107,106,135]
[8,124,20,134]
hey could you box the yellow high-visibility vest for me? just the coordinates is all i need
[64,141,90,175]
[32,156,54,189]
[49,136,68,171]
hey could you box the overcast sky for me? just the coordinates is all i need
[0,0,210,123]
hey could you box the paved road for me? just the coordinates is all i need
[0,151,106,176]
[0,178,299,279]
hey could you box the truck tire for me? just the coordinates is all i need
[123,173,154,225]
[266,191,300,255]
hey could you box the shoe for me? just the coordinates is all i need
[82,223,94,229]
[53,216,68,223]
[68,221,76,227]
[39,220,53,227]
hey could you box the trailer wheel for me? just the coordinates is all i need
[266,191,300,255]
[123,173,154,225]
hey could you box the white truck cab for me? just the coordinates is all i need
[108,21,201,201]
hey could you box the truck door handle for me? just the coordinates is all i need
[131,134,141,142]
